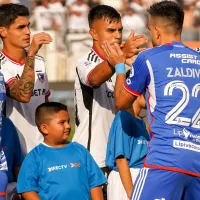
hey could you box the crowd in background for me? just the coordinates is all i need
[1,0,200,33]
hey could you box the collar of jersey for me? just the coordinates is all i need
[1,50,26,66]
[165,41,184,46]
[92,46,106,60]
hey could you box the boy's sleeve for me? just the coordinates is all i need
[86,150,107,189]
[106,112,131,169]
[124,53,150,96]
[17,152,39,193]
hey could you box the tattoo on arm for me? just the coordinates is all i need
[6,56,35,102]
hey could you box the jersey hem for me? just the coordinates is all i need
[143,162,200,177]
[0,192,6,196]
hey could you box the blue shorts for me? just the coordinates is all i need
[0,171,8,200]
[130,168,200,200]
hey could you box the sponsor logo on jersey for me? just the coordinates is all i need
[37,73,45,83]
[173,140,200,152]
[0,76,3,82]
[32,89,46,96]
[155,198,165,200]
[174,128,200,143]
[106,91,114,98]
[48,162,81,172]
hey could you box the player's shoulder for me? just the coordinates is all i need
[35,54,45,62]
[71,142,87,151]
[77,48,103,67]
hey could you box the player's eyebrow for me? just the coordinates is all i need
[16,22,30,28]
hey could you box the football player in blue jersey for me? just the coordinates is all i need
[102,1,200,200]
[17,102,106,200]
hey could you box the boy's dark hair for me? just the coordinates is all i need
[88,5,121,28]
[35,102,68,127]
[0,3,29,27]
[147,1,184,32]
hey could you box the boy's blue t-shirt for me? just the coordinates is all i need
[17,142,106,200]
[106,111,150,171]
[1,116,24,182]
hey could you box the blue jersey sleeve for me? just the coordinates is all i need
[124,52,150,96]
[17,151,39,193]
[106,111,132,169]
[85,150,107,189]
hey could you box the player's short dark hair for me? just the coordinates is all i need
[147,1,184,32]
[0,3,29,27]
[35,102,68,127]
[88,5,121,28]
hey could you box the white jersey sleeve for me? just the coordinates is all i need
[76,59,98,87]
[0,67,17,87]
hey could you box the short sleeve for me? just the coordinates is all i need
[0,67,17,88]
[106,111,132,169]
[76,60,98,87]
[17,151,39,193]
[86,150,107,189]
[124,53,150,96]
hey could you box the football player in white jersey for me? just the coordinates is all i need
[0,3,52,154]
[73,4,147,199]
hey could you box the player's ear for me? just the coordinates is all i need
[0,27,7,38]
[89,29,98,41]
[40,124,49,135]
[155,26,161,40]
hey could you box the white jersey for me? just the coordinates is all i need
[0,51,50,155]
[73,47,116,168]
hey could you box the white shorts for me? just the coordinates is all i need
[107,168,140,200]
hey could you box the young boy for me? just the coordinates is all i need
[17,102,106,200]
[106,95,150,200]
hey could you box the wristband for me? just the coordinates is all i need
[115,63,126,75]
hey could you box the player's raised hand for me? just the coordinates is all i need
[122,30,147,58]
[28,32,52,56]
[102,41,125,67]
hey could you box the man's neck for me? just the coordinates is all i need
[43,138,68,148]
[92,42,106,59]
[2,46,27,63]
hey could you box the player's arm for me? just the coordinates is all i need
[22,191,41,200]
[116,156,133,199]
[90,186,104,200]
[102,41,137,110]
[88,31,147,87]
[6,33,52,103]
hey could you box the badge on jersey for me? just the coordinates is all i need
[37,73,45,83]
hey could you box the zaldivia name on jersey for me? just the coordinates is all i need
[170,53,200,65]
[166,67,200,78]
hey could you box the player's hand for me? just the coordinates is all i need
[28,32,52,56]
[126,55,137,66]
[122,30,147,58]
[102,41,125,67]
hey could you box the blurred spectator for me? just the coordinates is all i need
[67,0,89,32]
[194,0,200,27]
[122,8,146,37]
[31,0,53,30]
[0,0,19,3]
[183,0,196,28]
[87,0,101,9]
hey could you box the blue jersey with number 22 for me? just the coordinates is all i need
[125,41,200,177]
